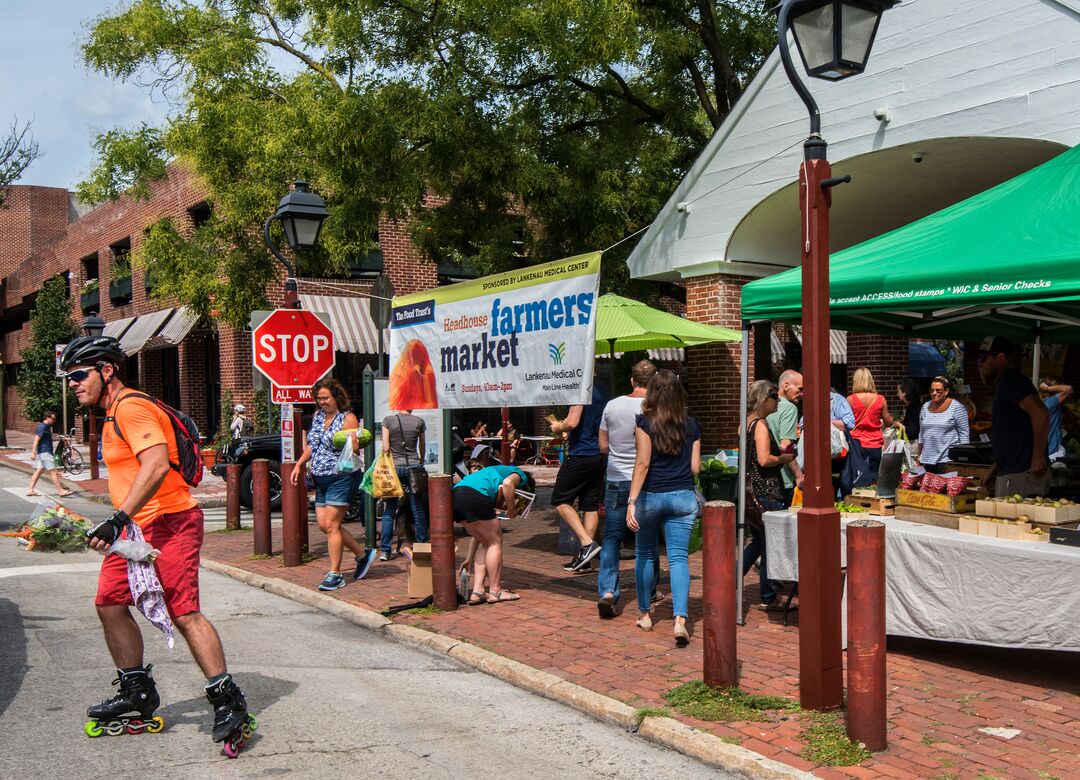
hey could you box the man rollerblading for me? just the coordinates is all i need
[63,336,253,757]
[85,664,163,736]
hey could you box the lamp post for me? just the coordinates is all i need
[776,0,896,712]
[263,180,330,309]
[83,312,106,480]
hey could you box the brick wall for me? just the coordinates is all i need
[846,333,909,412]
[684,274,754,450]
[0,185,69,279]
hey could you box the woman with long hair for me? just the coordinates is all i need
[626,370,701,646]
[918,376,971,473]
[743,380,796,609]
[292,378,366,591]
[896,377,922,441]
[847,367,895,478]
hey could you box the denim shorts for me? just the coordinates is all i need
[313,473,357,507]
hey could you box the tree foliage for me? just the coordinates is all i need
[21,277,80,425]
[0,119,43,206]
[80,1,774,323]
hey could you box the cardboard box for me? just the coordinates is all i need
[996,522,1030,541]
[994,501,1017,519]
[977,519,999,538]
[1021,531,1049,543]
[974,499,999,517]
[958,515,980,535]
[407,543,433,598]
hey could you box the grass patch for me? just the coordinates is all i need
[721,736,742,745]
[1033,772,1061,780]
[247,553,273,561]
[922,734,942,745]
[663,681,799,723]
[633,707,672,724]
[799,713,871,766]
[402,604,441,616]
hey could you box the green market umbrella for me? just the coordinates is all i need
[594,293,742,359]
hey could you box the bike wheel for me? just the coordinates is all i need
[65,446,85,475]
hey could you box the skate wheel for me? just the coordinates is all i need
[223,739,241,758]
[105,721,125,736]
[84,720,103,738]
[146,716,165,733]
[247,714,258,732]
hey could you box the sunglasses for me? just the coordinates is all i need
[65,369,94,383]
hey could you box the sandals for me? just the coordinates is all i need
[485,590,520,603]
[466,591,488,607]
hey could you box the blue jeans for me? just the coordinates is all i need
[634,489,697,617]
[381,465,428,552]
[742,495,784,604]
[599,481,658,603]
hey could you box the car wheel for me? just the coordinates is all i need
[239,461,283,511]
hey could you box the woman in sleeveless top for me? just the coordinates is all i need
[744,380,796,609]
[847,367,895,479]
[293,378,365,592]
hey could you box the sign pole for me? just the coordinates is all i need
[362,367,376,550]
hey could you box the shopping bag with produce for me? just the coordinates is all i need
[371,451,404,499]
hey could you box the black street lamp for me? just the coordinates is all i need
[263,181,330,309]
[82,311,107,479]
[775,0,896,714]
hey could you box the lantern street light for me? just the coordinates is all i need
[775,0,897,713]
[83,311,107,479]
[263,181,330,309]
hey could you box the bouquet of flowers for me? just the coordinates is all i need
[0,501,91,552]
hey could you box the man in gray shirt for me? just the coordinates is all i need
[767,370,804,505]
[596,360,657,618]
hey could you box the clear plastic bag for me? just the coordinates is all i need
[336,432,360,474]
[109,539,160,562]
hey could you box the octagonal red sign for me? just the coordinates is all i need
[252,309,335,388]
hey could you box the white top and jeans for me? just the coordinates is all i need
[918,400,971,467]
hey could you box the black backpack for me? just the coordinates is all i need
[107,391,204,487]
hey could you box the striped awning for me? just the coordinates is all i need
[299,294,381,354]
[144,306,199,351]
[119,308,175,356]
[771,328,848,364]
[102,316,136,340]
[597,348,686,361]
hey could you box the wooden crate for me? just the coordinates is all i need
[895,505,961,530]
[897,488,982,514]
[843,494,896,516]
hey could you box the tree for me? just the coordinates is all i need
[21,277,80,426]
[80,1,773,323]
[0,119,42,206]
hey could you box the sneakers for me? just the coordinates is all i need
[650,590,666,605]
[597,594,616,619]
[562,554,581,571]
[378,552,397,562]
[572,542,601,571]
[354,550,376,580]
[317,571,346,591]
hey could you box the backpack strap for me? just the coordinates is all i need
[106,390,157,445]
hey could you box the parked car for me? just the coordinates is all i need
[211,434,282,510]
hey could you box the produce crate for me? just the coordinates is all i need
[843,494,895,516]
[975,499,1000,517]
[699,472,738,503]
[897,488,983,514]
[958,515,980,535]
[977,518,998,538]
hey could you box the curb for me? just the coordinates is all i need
[201,559,813,779]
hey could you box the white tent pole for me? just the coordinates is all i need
[1032,321,1042,387]
[736,321,750,626]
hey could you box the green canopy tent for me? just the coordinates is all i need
[741,144,1080,344]
[594,293,741,358]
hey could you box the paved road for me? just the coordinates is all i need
[0,468,726,779]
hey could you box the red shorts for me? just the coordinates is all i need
[96,506,205,617]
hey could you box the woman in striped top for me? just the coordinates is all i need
[918,376,971,473]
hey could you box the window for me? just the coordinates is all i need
[109,238,133,305]
[346,233,383,278]
[188,202,212,230]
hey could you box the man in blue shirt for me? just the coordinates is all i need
[27,410,73,497]
[550,379,609,572]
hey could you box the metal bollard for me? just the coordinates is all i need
[702,500,738,687]
[280,462,302,567]
[225,463,242,530]
[252,459,271,556]
[847,519,887,751]
[428,475,457,612]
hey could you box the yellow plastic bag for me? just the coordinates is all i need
[790,486,803,508]
[371,451,403,499]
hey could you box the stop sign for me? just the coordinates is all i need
[252,309,336,388]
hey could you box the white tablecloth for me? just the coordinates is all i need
[762,511,1080,651]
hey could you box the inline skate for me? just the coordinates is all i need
[85,665,163,737]
[204,674,257,758]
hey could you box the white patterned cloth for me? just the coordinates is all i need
[124,522,175,649]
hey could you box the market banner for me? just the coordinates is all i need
[388,252,600,410]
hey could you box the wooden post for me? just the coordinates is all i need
[702,500,737,687]
[252,459,271,556]
[428,475,457,612]
[225,463,241,530]
[847,520,887,751]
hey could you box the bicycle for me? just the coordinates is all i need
[54,428,85,476]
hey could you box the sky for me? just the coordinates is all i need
[0,2,171,190]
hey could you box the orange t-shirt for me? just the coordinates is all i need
[102,390,197,527]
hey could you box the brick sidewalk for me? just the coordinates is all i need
[201,484,1080,779]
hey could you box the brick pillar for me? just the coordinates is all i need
[217,323,256,417]
[179,331,210,435]
[684,274,755,450]
[140,349,164,400]
[846,334,909,410]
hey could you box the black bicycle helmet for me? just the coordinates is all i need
[59,336,127,371]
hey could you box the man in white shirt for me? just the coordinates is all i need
[596,360,657,618]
